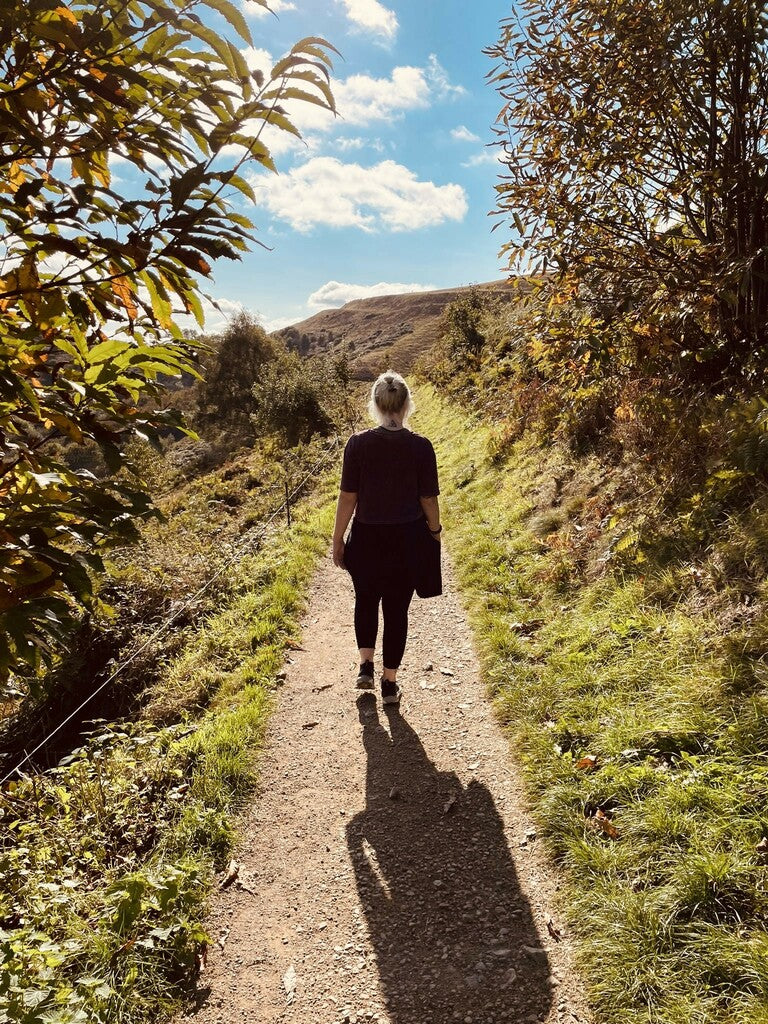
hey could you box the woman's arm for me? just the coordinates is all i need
[332,490,358,567]
[419,495,441,539]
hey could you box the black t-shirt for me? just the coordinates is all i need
[340,427,440,525]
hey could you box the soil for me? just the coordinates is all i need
[179,554,593,1024]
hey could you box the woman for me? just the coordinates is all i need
[332,370,442,705]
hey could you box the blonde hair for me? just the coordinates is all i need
[368,369,414,426]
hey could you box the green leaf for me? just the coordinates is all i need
[87,339,129,365]
[263,85,335,113]
[203,0,253,46]
[290,36,340,60]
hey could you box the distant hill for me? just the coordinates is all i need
[275,280,524,379]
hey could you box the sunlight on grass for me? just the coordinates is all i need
[0,478,337,1023]
[412,385,768,1024]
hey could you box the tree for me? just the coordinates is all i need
[487,0,768,384]
[198,312,276,435]
[442,287,491,362]
[251,349,335,445]
[0,0,336,680]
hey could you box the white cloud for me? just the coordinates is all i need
[334,66,430,126]
[218,51,465,172]
[334,136,386,154]
[308,280,435,309]
[233,50,464,149]
[335,136,365,152]
[241,46,272,76]
[260,313,299,332]
[278,65,432,136]
[451,125,480,144]
[252,156,468,233]
[462,149,504,168]
[426,55,467,99]
[242,0,296,17]
[338,0,398,40]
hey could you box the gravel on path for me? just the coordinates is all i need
[179,554,593,1024]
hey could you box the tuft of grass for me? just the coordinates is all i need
[411,385,768,1024]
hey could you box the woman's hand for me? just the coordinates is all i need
[332,536,346,568]
[332,490,357,568]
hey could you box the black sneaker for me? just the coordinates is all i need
[356,660,374,689]
[381,678,402,705]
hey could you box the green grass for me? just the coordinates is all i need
[411,386,768,1024]
[0,472,337,1024]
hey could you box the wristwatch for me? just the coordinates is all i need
[429,524,443,534]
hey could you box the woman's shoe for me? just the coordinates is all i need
[381,678,401,705]
[356,660,375,689]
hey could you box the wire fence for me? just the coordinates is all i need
[0,436,342,787]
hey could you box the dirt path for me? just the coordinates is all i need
[180,554,593,1024]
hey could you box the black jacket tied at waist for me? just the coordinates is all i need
[343,516,442,599]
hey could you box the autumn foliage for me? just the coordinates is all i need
[0,0,336,679]
[487,0,768,388]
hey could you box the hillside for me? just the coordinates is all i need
[276,280,523,378]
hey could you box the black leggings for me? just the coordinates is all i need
[345,518,421,670]
[353,578,414,670]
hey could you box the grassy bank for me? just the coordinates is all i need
[412,387,768,1024]
[0,472,337,1024]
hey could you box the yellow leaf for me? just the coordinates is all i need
[8,162,26,192]
[110,266,138,321]
[45,411,84,443]
[0,256,40,316]
[55,5,78,24]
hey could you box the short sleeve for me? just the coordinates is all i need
[417,438,440,497]
[340,434,361,492]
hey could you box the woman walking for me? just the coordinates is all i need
[332,371,442,705]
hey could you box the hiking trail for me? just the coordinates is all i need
[179,553,593,1024]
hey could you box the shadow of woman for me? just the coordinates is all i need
[346,695,554,1024]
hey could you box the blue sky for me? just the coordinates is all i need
[198,0,511,331]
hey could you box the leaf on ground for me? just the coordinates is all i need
[546,917,562,941]
[443,793,457,815]
[575,754,598,771]
[220,859,240,888]
[217,927,230,951]
[283,964,297,1002]
[590,809,620,840]
[510,618,544,635]
[389,786,400,800]
[302,721,319,729]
